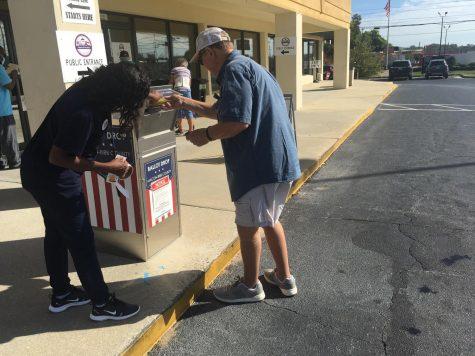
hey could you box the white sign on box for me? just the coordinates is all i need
[60,0,96,25]
[56,31,107,83]
[275,36,296,56]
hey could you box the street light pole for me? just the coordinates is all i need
[444,24,451,56]
[386,5,391,69]
[438,11,448,56]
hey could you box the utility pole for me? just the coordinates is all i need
[385,0,391,69]
[444,24,451,56]
[438,11,448,56]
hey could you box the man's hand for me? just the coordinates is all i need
[161,94,185,110]
[186,128,209,147]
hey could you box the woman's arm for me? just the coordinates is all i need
[48,145,131,178]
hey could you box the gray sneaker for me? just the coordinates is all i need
[264,269,298,297]
[213,280,265,304]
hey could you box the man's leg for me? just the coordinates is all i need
[237,225,261,288]
[263,221,291,280]
[2,115,20,167]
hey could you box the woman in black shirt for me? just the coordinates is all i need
[21,62,150,321]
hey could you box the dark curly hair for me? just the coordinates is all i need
[74,62,151,128]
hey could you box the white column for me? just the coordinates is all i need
[275,12,303,110]
[260,32,269,69]
[9,0,103,134]
[318,38,324,81]
[333,28,350,89]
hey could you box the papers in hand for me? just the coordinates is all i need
[106,155,131,199]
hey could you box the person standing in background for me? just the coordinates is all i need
[0,46,20,170]
[170,58,194,135]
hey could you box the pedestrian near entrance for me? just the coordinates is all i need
[156,27,301,303]
[170,57,194,135]
[0,46,21,170]
[21,62,150,321]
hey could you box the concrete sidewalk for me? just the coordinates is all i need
[0,79,396,355]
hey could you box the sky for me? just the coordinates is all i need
[352,0,475,48]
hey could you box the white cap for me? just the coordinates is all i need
[190,27,231,63]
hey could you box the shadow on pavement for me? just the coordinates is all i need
[0,236,201,345]
[311,162,475,184]
[0,187,38,211]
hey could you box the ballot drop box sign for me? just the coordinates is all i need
[56,31,107,83]
[145,155,177,227]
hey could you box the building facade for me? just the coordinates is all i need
[4,0,350,144]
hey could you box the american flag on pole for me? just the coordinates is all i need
[385,0,391,17]
[82,171,143,234]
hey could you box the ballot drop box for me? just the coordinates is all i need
[81,87,181,261]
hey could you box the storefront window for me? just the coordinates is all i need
[302,39,316,75]
[243,31,260,63]
[212,27,261,91]
[169,22,198,79]
[135,18,169,85]
[268,34,276,77]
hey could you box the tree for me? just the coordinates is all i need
[350,14,383,77]
[350,14,362,50]
[351,36,382,77]
[362,29,388,52]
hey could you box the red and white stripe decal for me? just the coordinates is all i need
[82,171,142,234]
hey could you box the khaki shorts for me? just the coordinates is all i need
[234,182,292,227]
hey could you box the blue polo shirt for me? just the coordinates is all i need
[0,66,12,116]
[216,50,301,201]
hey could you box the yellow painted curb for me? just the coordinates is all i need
[122,238,241,356]
[122,83,398,355]
[287,84,398,201]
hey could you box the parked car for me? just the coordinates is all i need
[389,60,413,80]
[323,65,334,80]
[425,59,449,79]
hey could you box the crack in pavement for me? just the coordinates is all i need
[261,300,381,349]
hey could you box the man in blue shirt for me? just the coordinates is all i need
[0,46,20,169]
[161,28,301,303]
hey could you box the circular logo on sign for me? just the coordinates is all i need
[281,37,290,46]
[75,34,92,57]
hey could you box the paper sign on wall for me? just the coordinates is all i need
[275,36,296,56]
[60,0,96,25]
[56,31,107,83]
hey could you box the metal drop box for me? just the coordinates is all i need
[81,86,181,261]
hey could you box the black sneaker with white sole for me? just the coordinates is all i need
[49,286,91,313]
[90,294,140,322]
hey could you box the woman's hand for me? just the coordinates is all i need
[107,156,132,179]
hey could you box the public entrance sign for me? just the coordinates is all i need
[56,31,107,83]
[60,0,96,25]
[275,36,296,56]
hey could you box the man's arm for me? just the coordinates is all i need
[186,121,249,147]
[149,92,218,120]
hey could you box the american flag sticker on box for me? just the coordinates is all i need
[82,170,143,234]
